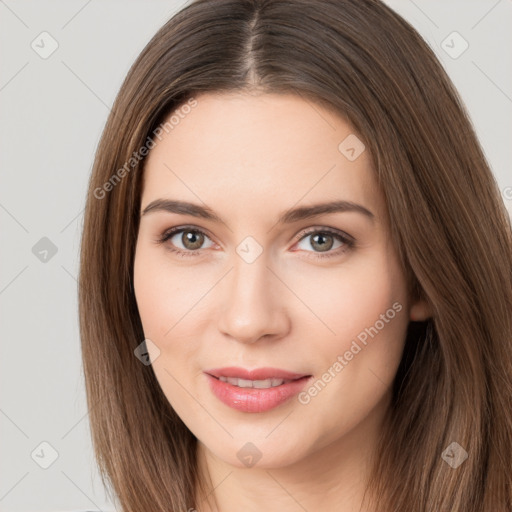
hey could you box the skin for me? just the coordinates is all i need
[133,91,431,512]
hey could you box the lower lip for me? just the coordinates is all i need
[205,374,311,413]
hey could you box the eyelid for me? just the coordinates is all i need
[292,225,355,245]
[157,224,215,241]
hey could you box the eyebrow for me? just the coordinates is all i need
[140,198,375,224]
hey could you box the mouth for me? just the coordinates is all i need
[215,376,298,388]
[204,367,312,413]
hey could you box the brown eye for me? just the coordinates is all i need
[294,228,355,259]
[179,230,205,250]
[157,226,215,257]
[309,232,335,252]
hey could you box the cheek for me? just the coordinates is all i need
[336,251,408,365]
[329,249,409,388]
[134,243,197,341]
[292,247,410,412]
[134,244,204,410]
[283,249,408,346]
[294,257,409,439]
[133,242,215,375]
[133,247,169,340]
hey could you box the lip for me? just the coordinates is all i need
[204,367,312,413]
[205,366,308,380]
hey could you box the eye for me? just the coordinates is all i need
[156,226,215,258]
[293,227,354,259]
[156,225,355,260]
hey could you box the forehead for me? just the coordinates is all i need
[141,92,385,224]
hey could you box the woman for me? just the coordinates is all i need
[79,0,512,511]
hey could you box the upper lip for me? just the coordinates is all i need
[205,367,310,381]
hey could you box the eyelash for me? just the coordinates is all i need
[155,225,355,260]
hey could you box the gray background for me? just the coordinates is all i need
[1,1,511,511]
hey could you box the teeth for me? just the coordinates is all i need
[218,376,289,388]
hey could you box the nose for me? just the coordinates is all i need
[216,254,290,345]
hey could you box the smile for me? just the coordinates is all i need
[217,377,292,388]
[204,367,312,413]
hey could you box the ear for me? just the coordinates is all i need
[409,298,432,322]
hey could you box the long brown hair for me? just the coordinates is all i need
[78,0,512,510]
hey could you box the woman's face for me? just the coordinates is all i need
[134,92,424,469]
